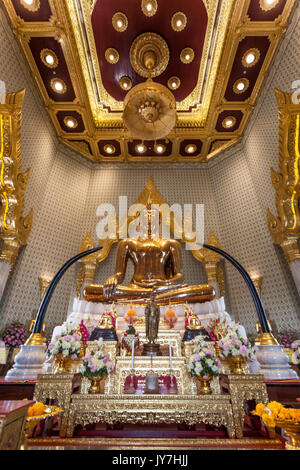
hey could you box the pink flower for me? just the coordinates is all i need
[48,344,53,350]
[239,345,247,355]
[64,335,71,341]
[73,334,80,341]
[85,355,92,361]
[70,354,77,360]
[205,349,212,356]
[90,363,98,373]
[222,343,229,351]
[203,375,209,380]
[194,354,201,361]
[231,338,236,345]
[103,356,109,364]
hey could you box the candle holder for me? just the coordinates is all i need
[168,371,177,395]
[125,369,136,394]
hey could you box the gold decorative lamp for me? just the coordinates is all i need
[38,274,53,300]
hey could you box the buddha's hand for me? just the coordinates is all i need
[103,275,118,298]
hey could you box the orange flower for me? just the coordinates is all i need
[261,412,275,428]
[266,401,283,418]
[27,402,46,417]
[252,403,266,417]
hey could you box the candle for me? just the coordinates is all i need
[169,341,173,372]
[131,339,135,371]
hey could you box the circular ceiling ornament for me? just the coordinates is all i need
[20,0,40,12]
[123,78,176,140]
[130,32,169,78]
[222,116,236,129]
[119,76,132,91]
[259,0,279,12]
[50,78,67,94]
[141,0,158,17]
[104,144,116,154]
[105,48,119,64]
[112,12,128,32]
[233,78,249,94]
[180,48,195,64]
[242,48,260,68]
[40,49,58,69]
[171,12,187,32]
[167,76,181,90]
[63,116,78,129]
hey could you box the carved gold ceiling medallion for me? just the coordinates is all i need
[130,32,169,78]
[233,78,250,94]
[63,116,78,129]
[242,48,261,68]
[112,12,128,32]
[259,0,280,12]
[119,76,132,91]
[171,12,187,32]
[105,48,119,65]
[50,78,67,94]
[222,116,236,129]
[104,144,116,154]
[40,49,58,69]
[141,0,158,17]
[123,78,176,140]
[168,76,181,90]
[20,0,40,13]
[180,48,195,64]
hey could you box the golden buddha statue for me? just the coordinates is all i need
[84,204,214,305]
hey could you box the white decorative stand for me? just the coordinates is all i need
[5,344,47,381]
[256,343,299,380]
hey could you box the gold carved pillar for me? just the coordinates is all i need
[76,232,98,297]
[267,89,300,297]
[0,89,33,300]
[202,232,225,299]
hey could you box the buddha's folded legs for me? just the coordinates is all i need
[84,283,215,305]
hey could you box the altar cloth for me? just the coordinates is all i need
[124,374,177,394]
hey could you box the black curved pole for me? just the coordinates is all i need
[202,243,270,333]
[33,247,102,334]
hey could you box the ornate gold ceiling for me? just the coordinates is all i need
[3,0,297,162]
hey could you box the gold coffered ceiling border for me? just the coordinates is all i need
[2,0,298,163]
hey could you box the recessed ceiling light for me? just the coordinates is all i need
[171,12,187,32]
[222,116,237,129]
[167,76,180,90]
[141,0,157,16]
[104,144,116,154]
[112,12,128,32]
[180,48,195,64]
[185,144,197,154]
[233,78,249,94]
[154,143,166,154]
[40,49,58,69]
[259,0,279,11]
[135,143,147,154]
[119,76,132,91]
[242,48,260,68]
[63,116,78,129]
[105,48,119,64]
[20,0,40,12]
[50,78,67,94]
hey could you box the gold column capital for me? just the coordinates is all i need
[0,237,21,268]
[280,237,300,264]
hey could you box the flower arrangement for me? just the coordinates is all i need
[277,332,299,349]
[78,320,90,346]
[80,340,114,378]
[252,401,300,428]
[291,340,300,365]
[47,322,81,359]
[121,324,140,352]
[218,323,255,360]
[187,338,221,379]
[0,321,27,351]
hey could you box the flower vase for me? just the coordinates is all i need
[275,420,300,450]
[88,375,106,394]
[197,376,212,395]
[53,354,72,373]
[229,355,244,375]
